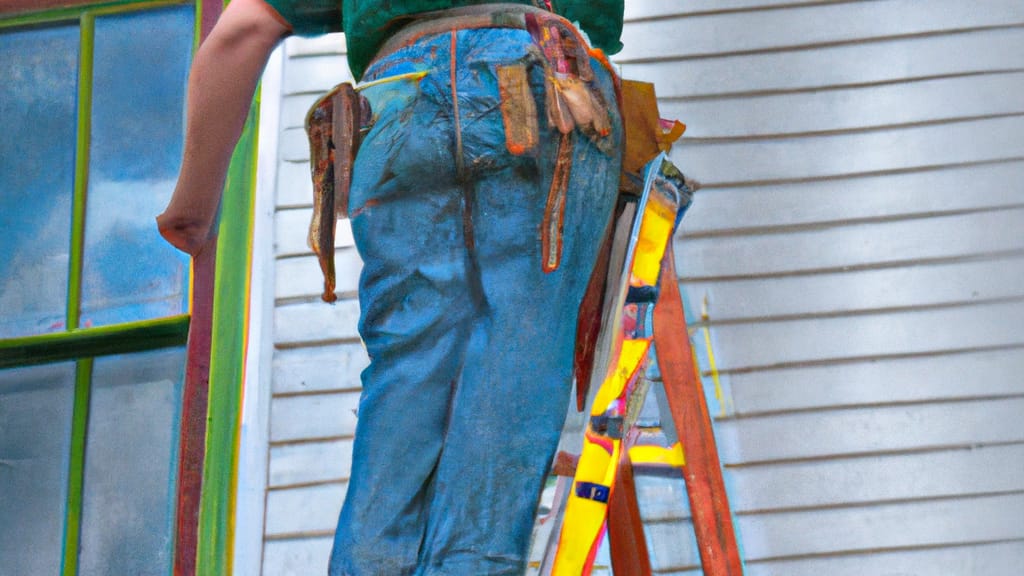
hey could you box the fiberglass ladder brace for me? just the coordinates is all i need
[547,242,744,576]
[550,242,743,576]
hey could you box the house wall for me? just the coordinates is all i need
[632,0,1024,573]
[254,1,1024,573]
[257,31,363,574]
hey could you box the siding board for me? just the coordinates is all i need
[644,520,701,571]
[726,347,1024,415]
[717,397,1024,464]
[262,536,333,576]
[669,72,1024,139]
[624,0,860,20]
[281,93,323,130]
[635,474,692,523]
[677,209,1024,279]
[604,445,1024,571]
[681,257,1024,322]
[268,438,354,488]
[272,343,369,396]
[632,444,1024,518]
[270,390,360,443]
[739,492,1024,559]
[623,28,1024,99]
[731,444,1024,512]
[673,116,1024,186]
[274,300,361,346]
[705,300,1024,370]
[265,482,346,537]
[276,252,363,301]
[619,0,1024,62]
[745,540,1024,576]
[279,127,308,162]
[678,161,1024,234]
[285,33,346,57]
[276,159,313,207]
[282,53,350,94]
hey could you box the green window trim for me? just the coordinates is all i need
[0,316,191,369]
[61,360,92,576]
[0,0,190,28]
[198,92,260,576]
[68,12,93,332]
[1,1,257,574]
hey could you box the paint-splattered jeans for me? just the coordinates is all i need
[329,25,622,576]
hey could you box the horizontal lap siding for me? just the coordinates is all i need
[679,161,1024,233]
[618,0,1024,572]
[261,1,1024,573]
[628,27,1024,99]
[264,34,360,576]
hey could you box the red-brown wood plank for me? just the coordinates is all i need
[653,244,744,576]
[172,10,224,576]
[173,236,218,576]
[608,429,653,576]
[172,6,223,572]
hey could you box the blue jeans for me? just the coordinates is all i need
[329,26,622,575]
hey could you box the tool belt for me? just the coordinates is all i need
[305,3,621,302]
[305,5,689,409]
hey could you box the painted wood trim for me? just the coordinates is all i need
[0,316,190,368]
[174,242,216,576]
[59,359,93,576]
[1,0,104,12]
[195,89,261,576]
[233,40,284,576]
[0,0,190,24]
[1,0,149,13]
[653,243,745,576]
[65,11,93,332]
[173,2,222,575]
[199,0,216,38]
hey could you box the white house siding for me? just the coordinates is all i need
[618,0,1024,574]
[261,33,363,575]
[255,1,1024,574]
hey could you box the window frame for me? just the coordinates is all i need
[0,1,256,574]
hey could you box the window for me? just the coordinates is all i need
[0,3,199,574]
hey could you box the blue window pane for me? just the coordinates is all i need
[80,6,193,328]
[0,24,79,338]
[0,362,77,575]
[78,347,186,576]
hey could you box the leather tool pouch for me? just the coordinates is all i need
[305,82,369,303]
[618,79,686,194]
[525,12,614,153]
[524,11,619,275]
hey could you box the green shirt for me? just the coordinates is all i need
[264,0,624,80]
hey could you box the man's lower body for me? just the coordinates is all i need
[329,23,622,576]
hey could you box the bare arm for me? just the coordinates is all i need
[157,0,291,256]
